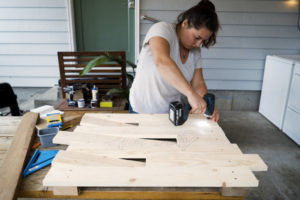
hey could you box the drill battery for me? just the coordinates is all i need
[169,101,189,126]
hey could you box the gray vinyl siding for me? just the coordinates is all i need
[0,0,71,87]
[140,0,300,90]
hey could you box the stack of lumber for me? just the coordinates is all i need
[0,116,22,167]
[43,113,267,196]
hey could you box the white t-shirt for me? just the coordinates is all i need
[129,22,202,113]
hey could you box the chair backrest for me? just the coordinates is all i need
[58,51,127,98]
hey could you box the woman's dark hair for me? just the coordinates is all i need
[176,0,220,48]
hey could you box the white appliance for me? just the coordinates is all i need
[259,55,300,145]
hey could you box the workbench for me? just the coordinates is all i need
[0,111,265,200]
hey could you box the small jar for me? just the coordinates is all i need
[77,99,85,108]
[90,100,97,108]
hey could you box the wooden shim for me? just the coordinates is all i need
[43,164,258,187]
[53,187,79,196]
[0,112,39,200]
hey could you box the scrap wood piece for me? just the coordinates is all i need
[0,112,39,200]
[43,164,258,187]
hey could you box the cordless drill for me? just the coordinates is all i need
[63,86,76,107]
[169,93,215,126]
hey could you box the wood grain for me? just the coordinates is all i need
[0,112,39,200]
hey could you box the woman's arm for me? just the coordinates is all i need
[191,68,219,122]
[149,36,206,114]
[191,68,208,97]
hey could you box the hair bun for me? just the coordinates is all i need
[198,0,216,12]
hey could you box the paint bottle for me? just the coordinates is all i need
[92,85,98,101]
[78,99,85,108]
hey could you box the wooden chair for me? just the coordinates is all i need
[57,51,127,98]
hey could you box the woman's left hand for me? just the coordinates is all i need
[209,108,219,122]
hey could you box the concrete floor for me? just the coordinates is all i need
[219,111,300,200]
[7,88,300,200]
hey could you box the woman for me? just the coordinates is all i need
[129,0,220,122]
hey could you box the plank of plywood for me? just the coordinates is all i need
[43,163,258,187]
[0,112,39,200]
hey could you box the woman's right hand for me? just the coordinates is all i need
[188,91,207,114]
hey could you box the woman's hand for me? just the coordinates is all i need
[188,91,207,114]
[209,108,219,122]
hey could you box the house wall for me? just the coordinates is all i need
[140,0,300,90]
[0,0,72,87]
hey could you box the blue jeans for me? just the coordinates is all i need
[129,102,138,114]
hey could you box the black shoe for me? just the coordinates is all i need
[0,112,10,116]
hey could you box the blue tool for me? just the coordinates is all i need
[22,149,59,177]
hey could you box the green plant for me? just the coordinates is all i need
[79,52,136,100]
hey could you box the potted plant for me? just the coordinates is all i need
[79,52,136,103]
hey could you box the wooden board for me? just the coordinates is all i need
[43,113,267,195]
[79,113,219,127]
[45,163,258,187]
[0,116,22,136]
[0,112,39,200]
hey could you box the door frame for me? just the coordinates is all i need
[66,0,140,64]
